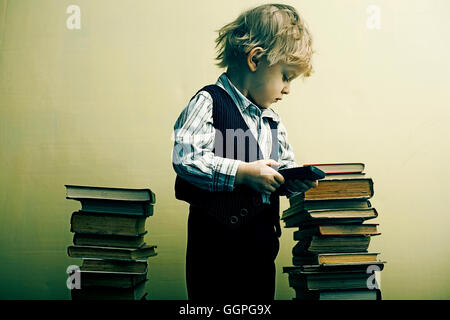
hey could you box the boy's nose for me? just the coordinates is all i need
[282,85,290,95]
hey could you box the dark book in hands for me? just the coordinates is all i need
[275,166,326,196]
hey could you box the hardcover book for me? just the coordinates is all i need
[70,211,148,236]
[282,208,378,228]
[65,185,156,203]
[292,252,380,266]
[67,244,157,261]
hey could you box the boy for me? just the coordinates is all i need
[172,4,317,301]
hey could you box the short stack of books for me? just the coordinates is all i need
[65,185,157,300]
[282,163,385,300]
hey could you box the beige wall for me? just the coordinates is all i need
[0,0,449,299]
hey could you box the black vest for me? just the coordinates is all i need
[175,85,280,230]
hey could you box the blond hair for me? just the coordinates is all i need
[215,4,314,77]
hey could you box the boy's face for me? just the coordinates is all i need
[248,59,303,109]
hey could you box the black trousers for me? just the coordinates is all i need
[185,204,280,302]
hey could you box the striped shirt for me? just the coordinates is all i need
[172,73,300,204]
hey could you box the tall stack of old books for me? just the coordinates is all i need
[282,163,385,300]
[65,185,157,300]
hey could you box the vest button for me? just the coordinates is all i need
[230,216,239,224]
[240,208,248,217]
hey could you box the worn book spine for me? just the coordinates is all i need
[304,179,374,200]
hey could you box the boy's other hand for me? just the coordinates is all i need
[285,178,318,193]
[236,159,285,195]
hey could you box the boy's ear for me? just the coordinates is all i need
[247,47,264,72]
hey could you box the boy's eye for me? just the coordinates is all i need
[283,75,292,82]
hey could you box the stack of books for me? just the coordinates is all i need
[65,185,157,300]
[281,163,385,300]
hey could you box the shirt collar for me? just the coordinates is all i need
[216,73,281,123]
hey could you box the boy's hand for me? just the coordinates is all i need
[284,178,318,193]
[235,159,285,195]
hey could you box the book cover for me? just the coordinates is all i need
[65,185,156,203]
